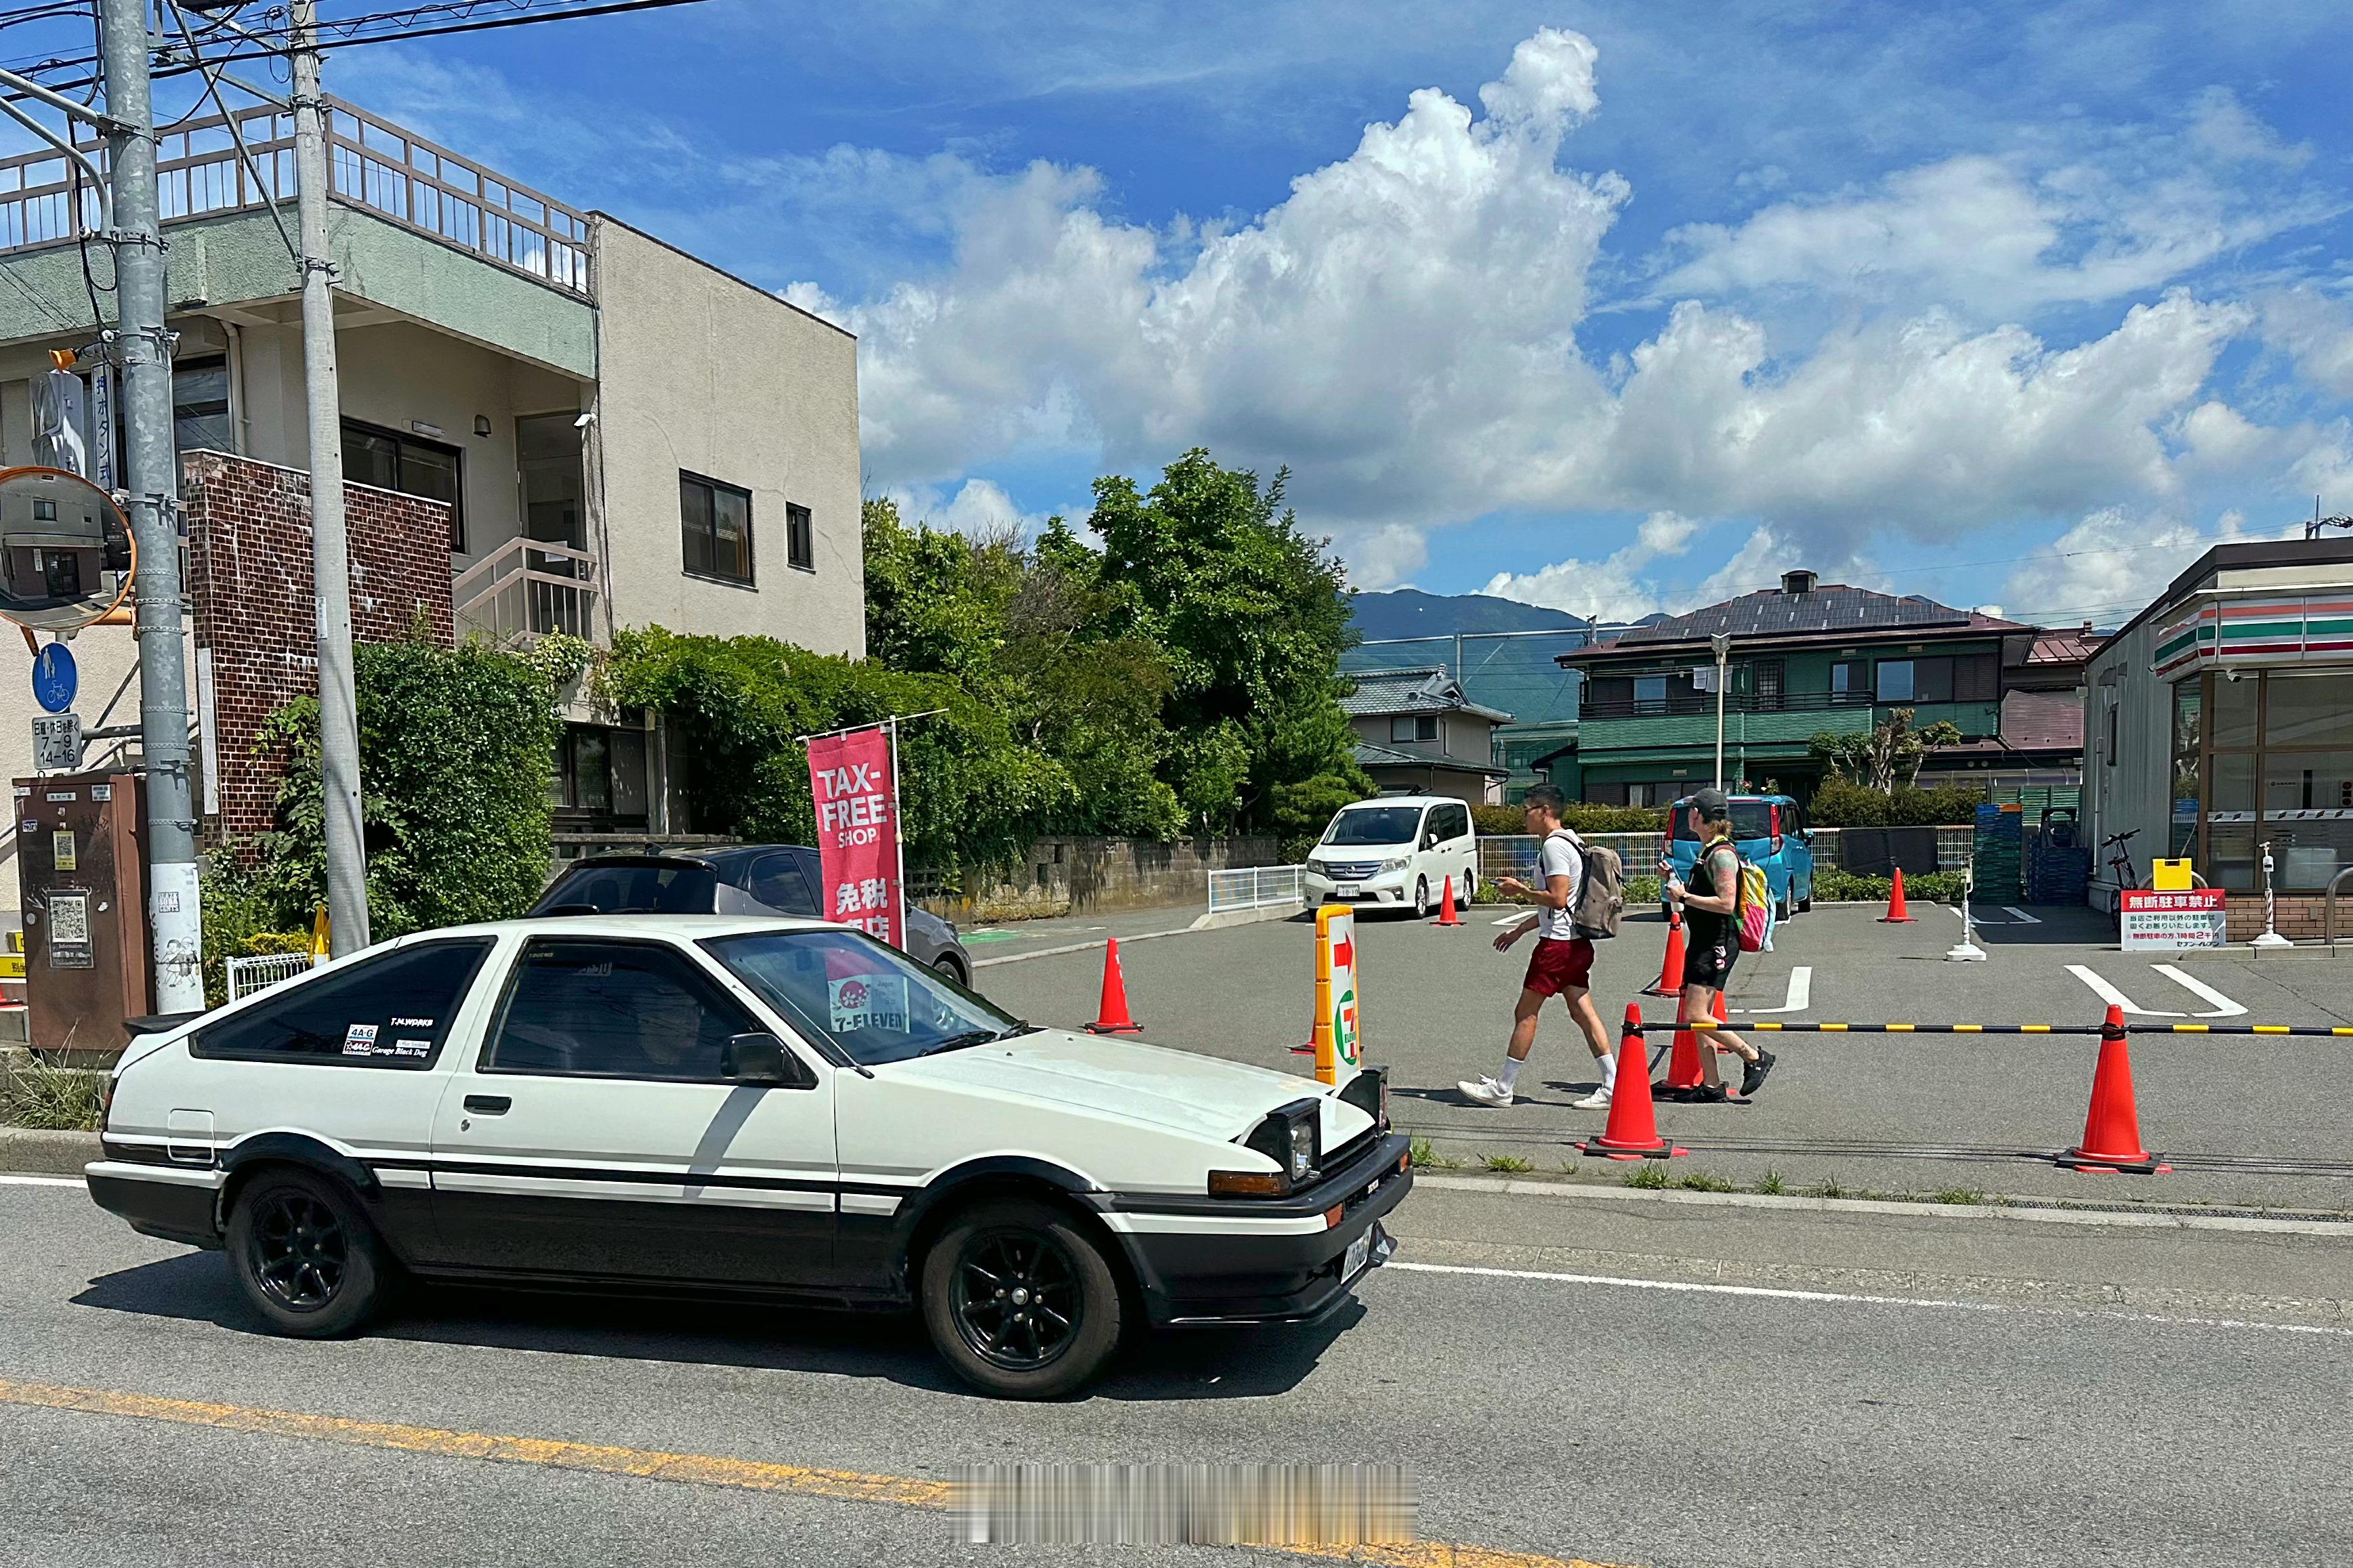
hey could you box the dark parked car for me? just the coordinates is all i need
[530,847,974,984]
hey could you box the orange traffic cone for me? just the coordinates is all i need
[1879,866,1916,923]
[1580,1004,1686,1161]
[1432,873,1463,927]
[1643,910,1688,997]
[1660,988,1707,1097]
[2056,1004,2169,1173]
[1084,938,1143,1034]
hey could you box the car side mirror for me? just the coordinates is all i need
[722,1031,802,1086]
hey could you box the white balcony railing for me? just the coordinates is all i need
[453,537,599,648]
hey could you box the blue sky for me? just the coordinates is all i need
[135,3,2353,625]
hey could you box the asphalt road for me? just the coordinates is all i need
[2,1177,2348,1567]
[975,901,2353,1211]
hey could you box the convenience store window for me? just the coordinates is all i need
[2194,670,2353,892]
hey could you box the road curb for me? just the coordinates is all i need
[0,1126,98,1176]
[1414,1172,2353,1236]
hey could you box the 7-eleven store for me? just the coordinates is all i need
[2085,538,2353,941]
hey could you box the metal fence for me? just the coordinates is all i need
[226,952,312,1002]
[1476,826,1976,889]
[1207,864,1307,915]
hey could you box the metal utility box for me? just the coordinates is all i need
[15,770,151,1055]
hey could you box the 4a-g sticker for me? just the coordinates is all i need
[342,1023,381,1057]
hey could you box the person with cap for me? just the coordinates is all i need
[1660,786,1775,1101]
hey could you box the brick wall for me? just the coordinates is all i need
[2224,895,2348,943]
[182,452,454,844]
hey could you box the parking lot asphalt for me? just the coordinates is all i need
[4,1176,2348,1567]
[975,899,2353,1212]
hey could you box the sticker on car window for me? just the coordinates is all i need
[388,1038,432,1059]
[390,1016,435,1029]
[343,1023,380,1057]
[830,973,909,1034]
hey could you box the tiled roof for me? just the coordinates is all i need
[1341,666,1514,723]
[2025,628,2098,666]
[1601,585,2025,648]
[1999,689,2083,751]
[1352,741,1509,776]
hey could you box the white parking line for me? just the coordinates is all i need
[2150,964,2248,1018]
[0,1174,81,1188]
[2066,963,2185,1017]
[1732,965,1812,1015]
[2002,906,2042,924]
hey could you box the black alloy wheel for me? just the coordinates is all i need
[249,1189,348,1311]
[950,1227,1082,1372]
[226,1168,389,1338]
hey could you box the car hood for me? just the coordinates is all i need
[882,1028,1354,1143]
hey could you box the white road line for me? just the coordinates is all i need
[2066,962,2185,1017]
[0,1174,81,1188]
[1382,1260,2353,1337]
[2153,964,2248,1018]
[1732,965,1811,1015]
[2002,906,2043,924]
[1491,914,1528,928]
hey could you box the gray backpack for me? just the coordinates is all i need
[1552,829,1625,939]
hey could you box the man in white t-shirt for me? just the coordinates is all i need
[1457,785,1616,1109]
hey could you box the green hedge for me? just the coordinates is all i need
[1810,777,1985,827]
[1474,803,1667,836]
[1812,868,1965,904]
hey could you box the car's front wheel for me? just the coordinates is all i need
[225,1168,389,1338]
[933,954,970,988]
[921,1198,1124,1399]
[1412,876,1430,919]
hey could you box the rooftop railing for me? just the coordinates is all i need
[0,97,590,299]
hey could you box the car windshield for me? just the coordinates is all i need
[533,862,716,915]
[703,929,1025,1067]
[1670,802,1774,842]
[1324,806,1422,846]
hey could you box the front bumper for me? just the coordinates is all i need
[1102,1131,1413,1327]
[1304,872,1408,905]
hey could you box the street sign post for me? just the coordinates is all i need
[31,712,81,773]
[31,641,76,713]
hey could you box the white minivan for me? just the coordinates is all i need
[1303,795,1478,917]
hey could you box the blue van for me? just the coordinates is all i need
[1657,793,1816,920]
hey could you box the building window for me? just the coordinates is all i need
[554,723,650,824]
[1751,659,1784,711]
[2103,702,2117,767]
[342,419,463,551]
[1831,660,1870,702]
[516,412,585,551]
[2169,681,2201,860]
[2195,670,2353,893]
[787,503,814,571]
[680,471,753,585]
[1633,676,1668,712]
[1875,660,1915,702]
[173,356,232,456]
[1390,715,1438,743]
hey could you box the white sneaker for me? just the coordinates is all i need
[1459,1076,1513,1107]
[1573,1088,1612,1109]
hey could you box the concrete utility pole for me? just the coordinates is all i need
[1711,632,1732,790]
[291,0,369,955]
[98,0,203,1012]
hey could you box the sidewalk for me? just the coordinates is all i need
[957,901,1302,968]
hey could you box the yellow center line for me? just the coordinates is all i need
[0,1377,1629,1568]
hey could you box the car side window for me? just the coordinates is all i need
[1443,804,1471,841]
[747,853,820,916]
[484,939,762,1082]
[192,940,493,1069]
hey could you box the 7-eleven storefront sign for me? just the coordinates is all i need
[1311,904,1362,1086]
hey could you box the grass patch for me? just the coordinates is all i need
[1675,1172,1736,1192]
[1934,1187,1986,1206]
[1754,1170,1785,1195]
[1807,1177,1848,1200]
[1408,1137,1464,1170]
[1621,1164,1670,1189]
[1,1054,107,1132]
[1484,1153,1535,1173]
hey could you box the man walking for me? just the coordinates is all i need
[1661,786,1776,1102]
[1459,786,1617,1109]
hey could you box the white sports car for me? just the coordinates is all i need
[87,914,1409,1397]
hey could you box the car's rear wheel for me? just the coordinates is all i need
[921,1198,1123,1399]
[226,1168,388,1338]
[933,954,969,988]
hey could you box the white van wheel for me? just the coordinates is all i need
[1413,877,1430,919]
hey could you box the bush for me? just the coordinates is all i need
[1810,778,1984,827]
[1476,802,1667,836]
[1,1053,107,1130]
[1808,776,1888,827]
[1812,868,1965,904]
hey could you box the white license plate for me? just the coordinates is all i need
[1335,883,1360,897]
[1342,1231,1371,1280]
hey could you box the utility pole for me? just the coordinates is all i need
[1711,632,1731,790]
[291,0,369,955]
[98,0,203,1012]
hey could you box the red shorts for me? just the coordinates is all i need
[1522,937,1595,996]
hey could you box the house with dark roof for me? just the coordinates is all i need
[1552,569,2079,807]
[1341,667,1514,805]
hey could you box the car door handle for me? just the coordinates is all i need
[463,1095,511,1116]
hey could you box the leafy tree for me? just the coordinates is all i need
[1811,708,1963,792]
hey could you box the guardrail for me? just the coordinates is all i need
[226,952,313,1002]
[1207,864,1306,915]
[453,536,599,646]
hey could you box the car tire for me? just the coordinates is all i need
[920,1198,1125,1400]
[1412,877,1430,920]
[1463,869,1477,903]
[1798,891,1812,913]
[933,954,970,988]
[1775,893,1792,922]
[225,1168,389,1338]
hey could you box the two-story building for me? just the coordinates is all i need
[0,96,862,910]
[1556,570,2029,805]
[1341,667,1513,804]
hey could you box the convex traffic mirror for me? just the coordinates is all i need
[0,465,133,633]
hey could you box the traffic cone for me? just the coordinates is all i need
[1580,1004,1686,1161]
[1432,873,1463,927]
[1643,910,1687,997]
[1084,939,1144,1034]
[2056,1004,2169,1173]
[1659,988,1707,1097]
[1879,867,1916,923]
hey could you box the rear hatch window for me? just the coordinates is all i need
[1670,801,1775,841]
[532,862,718,915]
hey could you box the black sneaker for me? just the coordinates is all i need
[1741,1049,1777,1097]
[1686,1084,1730,1104]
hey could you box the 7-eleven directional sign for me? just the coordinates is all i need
[1312,904,1362,1086]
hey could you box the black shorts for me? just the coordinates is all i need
[1684,938,1736,992]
